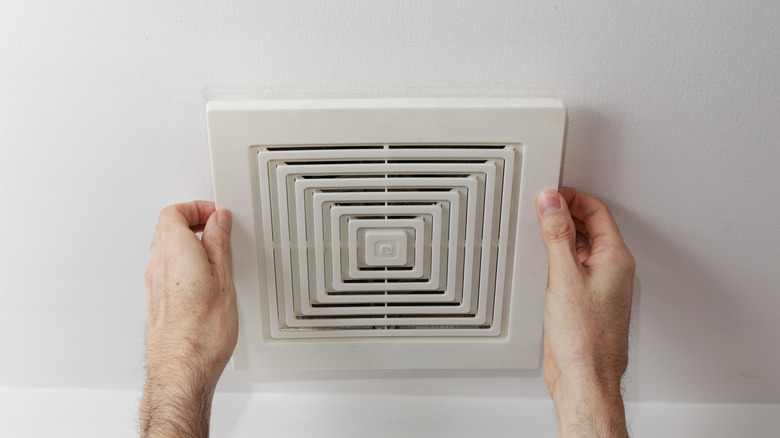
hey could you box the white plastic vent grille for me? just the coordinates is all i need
[256,145,514,338]
[207,98,566,370]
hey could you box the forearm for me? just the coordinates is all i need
[549,374,628,438]
[139,356,218,438]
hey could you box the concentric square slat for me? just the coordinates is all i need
[257,146,513,336]
[297,177,475,305]
[328,205,439,287]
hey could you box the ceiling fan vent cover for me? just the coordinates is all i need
[207,98,565,370]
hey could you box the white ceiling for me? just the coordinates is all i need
[0,1,777,403]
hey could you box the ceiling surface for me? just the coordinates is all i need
[1,1,778,404]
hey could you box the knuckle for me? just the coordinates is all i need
[593,198,611,214]
[623,249,636,272]
[584,190,611,214]
[544,216,576,243]
[612,245,636,272]
[157,202,192,226]
[158,205,177,222]
[212,237,231,255]
[599,246,636,279]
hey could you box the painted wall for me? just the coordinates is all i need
[1,0,778,427]
[2,388,780,437]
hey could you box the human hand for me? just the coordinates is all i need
[536,187,635,438]
[139,201,238,438]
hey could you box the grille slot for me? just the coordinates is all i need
[254,144,517,338]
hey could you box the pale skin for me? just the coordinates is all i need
[140,187,635,437]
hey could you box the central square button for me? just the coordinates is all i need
[364,229,409,266]
[345,216,427,280]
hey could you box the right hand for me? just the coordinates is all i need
[535,187,635,437]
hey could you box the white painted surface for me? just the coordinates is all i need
[0,0,778,428]
[1,388,779,438]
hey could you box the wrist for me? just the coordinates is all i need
[140,348,221,438]
[144,352,222,396]
[549,372,627,438]
[140,369,216,438]
[145,328,228,388]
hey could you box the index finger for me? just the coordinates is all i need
[157,201,217,230]
[559,187,624,253]
[150,201,216,252]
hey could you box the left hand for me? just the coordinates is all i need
[143,200,238,399]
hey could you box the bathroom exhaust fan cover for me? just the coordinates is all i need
[207,98,565,370]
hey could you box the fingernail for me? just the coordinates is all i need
[217,209,232,230]
[538,190,561,216]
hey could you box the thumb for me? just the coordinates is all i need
[536,190,580,272]
[201,209,233,272]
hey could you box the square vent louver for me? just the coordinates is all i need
[260,145,511,337]
[208,98,565,370]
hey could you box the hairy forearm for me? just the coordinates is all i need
[139,383,212,437]
[550,375,628,438]
[139,352,218,438]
